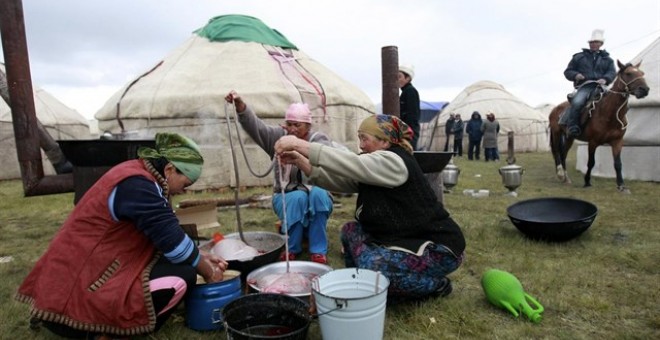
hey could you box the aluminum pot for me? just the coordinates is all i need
[499,164,524,192]
[246,261,333,298]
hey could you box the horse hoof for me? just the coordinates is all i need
[617,186,631,194]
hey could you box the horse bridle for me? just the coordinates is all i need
[609,65,645,96]
[605,65,644,130]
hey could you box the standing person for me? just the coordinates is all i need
[466,111,484,160]
[452,114,464,157]
[443,113,455,152]
[15,133,228,339]
[482,113,500,161]
[274,115,465,301]
[398,64,421,150]
[225,91,334,264]
[562,29,616,137]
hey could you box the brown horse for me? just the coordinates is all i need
[549,60,649,193]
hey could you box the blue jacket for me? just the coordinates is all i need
[466,112,484,142]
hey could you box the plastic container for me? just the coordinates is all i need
[185,270,242,331]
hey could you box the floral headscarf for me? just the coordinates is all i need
[137,133,204,182]
[358,114,413,154]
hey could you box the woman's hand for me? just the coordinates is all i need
[224,90,246,113]
[275,135,311,156]
[197,250,228,283]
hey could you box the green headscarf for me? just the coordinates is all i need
[137,133,204,182]
[358,114,414,154]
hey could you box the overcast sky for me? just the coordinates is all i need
[2,0,659,120]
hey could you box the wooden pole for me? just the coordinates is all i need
[0,0,73,196]
[381,46,399,117]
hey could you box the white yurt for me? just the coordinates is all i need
[431,80,549,153]
[95,14,375,190]
[1,64,91,179]
[576,37,660,182]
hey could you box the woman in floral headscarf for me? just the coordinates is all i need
[16,133,228,339]
[275,115,465,301]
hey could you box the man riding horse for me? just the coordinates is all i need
[562,29,616,137]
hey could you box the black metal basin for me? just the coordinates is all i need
[223,231,286,281]
[57,139,156,203]
[507,197,598,242]
[413,151,454,173]
[58,139,155,167]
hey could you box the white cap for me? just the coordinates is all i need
[399,64,415,80]
[589,29,605,43]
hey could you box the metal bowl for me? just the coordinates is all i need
[507,197,598,242]
[224,231,285,280]
[200,231,285,281]
[246,261,333,298]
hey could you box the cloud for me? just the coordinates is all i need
[1,0,658,119]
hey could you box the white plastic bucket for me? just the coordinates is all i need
[312,268,390,340]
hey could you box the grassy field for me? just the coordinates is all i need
[1,150,658,340]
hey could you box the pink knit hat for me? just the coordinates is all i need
[285,103,312,124]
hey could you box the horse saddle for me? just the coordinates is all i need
[560,86,605,126]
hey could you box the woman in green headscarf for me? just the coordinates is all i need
[274,114,465,302]
[16,133,228,338]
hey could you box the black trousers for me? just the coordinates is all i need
[468,140,481,160]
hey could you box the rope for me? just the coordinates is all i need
[276,158,292,273]
[223,102,247,243]
[224,102,274,178]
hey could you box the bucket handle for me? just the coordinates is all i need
[312,298,347,318]
[211,308,223,324]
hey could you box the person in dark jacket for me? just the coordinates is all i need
[562,29,616,137]
[398,64,421,150]
[465,111,484,160]
[444,113,455,152]
[451,114,464,157]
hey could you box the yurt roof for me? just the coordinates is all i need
[1,64,89,129]
[95,14,375,123]
[439,80,547,123]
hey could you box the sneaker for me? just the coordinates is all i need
[310,253,328,264]
[279,252,296,261]
[432,277,453,298]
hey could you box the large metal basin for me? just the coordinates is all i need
[507,197,598,242]
[246,261,332,298]
[58,139,155,203]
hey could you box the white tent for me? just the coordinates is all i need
[576,37,660,182]
[430,80,549,153]
[95,15,375,190]
[1,65,91,179]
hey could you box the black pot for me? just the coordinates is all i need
[223,232,285,281]
[223,293,311,340]
[507,197,598,242]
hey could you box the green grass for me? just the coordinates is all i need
[1,150,659,339]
